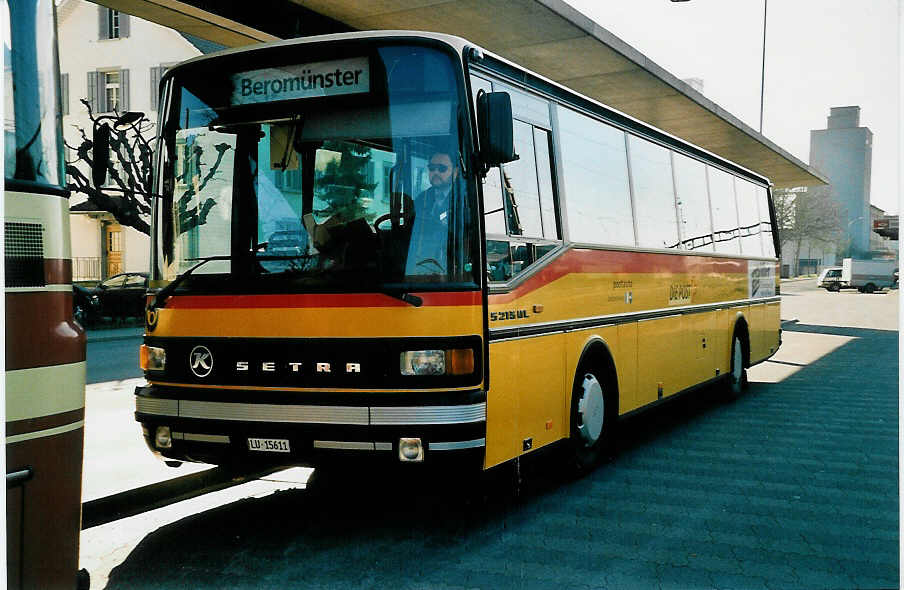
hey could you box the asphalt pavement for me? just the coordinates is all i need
[79,279,899,589]
[86,326,144,383]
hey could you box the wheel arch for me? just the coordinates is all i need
[730,313,751,368]
[571,336,619,422]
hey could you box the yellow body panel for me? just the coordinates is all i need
[154,304,483,339]
[483,251,780,468]
[485,334,568,468]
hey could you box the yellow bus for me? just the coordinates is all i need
[5,1,87,587]
[133,31,780,475]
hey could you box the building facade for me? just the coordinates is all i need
[58,0,205,281]
[809,106,873,258]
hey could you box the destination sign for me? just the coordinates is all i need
[231,57,369,105]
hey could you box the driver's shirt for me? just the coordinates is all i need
[405,184,451,276]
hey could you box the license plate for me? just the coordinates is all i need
[247,438,291,453]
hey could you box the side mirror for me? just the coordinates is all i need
[91,112,145,189]
[92,122,110,188]
[477,91,517,169]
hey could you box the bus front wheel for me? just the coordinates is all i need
[725,332,748,399]
[567,364,615,473]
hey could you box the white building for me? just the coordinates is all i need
[58,0,209,281]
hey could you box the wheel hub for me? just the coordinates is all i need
[577,374,605,446]
[731,338,743,384]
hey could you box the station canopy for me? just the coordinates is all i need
[102,0,826,188]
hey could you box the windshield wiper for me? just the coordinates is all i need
[381,289,422,307]
[149,255,233,311]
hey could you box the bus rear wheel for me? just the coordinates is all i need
[567,364,615,473]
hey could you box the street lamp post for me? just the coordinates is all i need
[759,0,767,133]
[671,0,769,134]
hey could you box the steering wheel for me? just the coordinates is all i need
[373,213,393,231]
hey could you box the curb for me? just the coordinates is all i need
[81,465,284,529]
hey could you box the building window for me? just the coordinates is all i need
[108,10,119,38]
[88,69,129,113]
[98,7,130,40]
[108,230,122,253]
[104,71,120,113]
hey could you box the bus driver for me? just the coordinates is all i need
[405,150,459,276]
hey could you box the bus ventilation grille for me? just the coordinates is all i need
[4,221,45,288]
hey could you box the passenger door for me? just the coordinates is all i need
[473,74,567,463]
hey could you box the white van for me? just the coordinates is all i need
[817,267,843,291]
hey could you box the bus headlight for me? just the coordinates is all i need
[400,350,444,375]
[399,349,474,376]
[140,345,166,371]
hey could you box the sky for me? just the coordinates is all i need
[564,0,901,214]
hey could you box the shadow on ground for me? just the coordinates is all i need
[105,322,898,590]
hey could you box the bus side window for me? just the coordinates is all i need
[673,151,714,252]
[487,239,513,282]
[735,178,764,256]
[707,165,741,254]
[557,105,635,247]
[472,74,560,284]
[627,135,680,250]
[756,186,777,257]
[487,120,559,283]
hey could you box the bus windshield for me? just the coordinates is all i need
[157,43,479,292]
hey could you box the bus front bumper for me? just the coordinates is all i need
[134,385,486,468]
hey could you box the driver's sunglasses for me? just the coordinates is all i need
[428,163,450,173]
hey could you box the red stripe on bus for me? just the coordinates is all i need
[490,249,747,304]
[6,292,85,370]
[164,291,482,309]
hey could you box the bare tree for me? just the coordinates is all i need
[65,99,230,237]
[773,186,843,272]
[65,99,155,234]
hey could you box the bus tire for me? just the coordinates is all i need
[567,360,616,474]
[725,331,748,399]
[863,283,876,294]
[828,283,840,292]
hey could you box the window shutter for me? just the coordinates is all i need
[87,71,98,112]
[119,14,130,38]
[150,66,162,111]
[120,69,130,111]
[98,6,109,40]
[60,73,69,116]
[97,72,107,113]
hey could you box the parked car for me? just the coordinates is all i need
[816,266,843,291]
[92,272,149,319]
[72,284,100,327]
